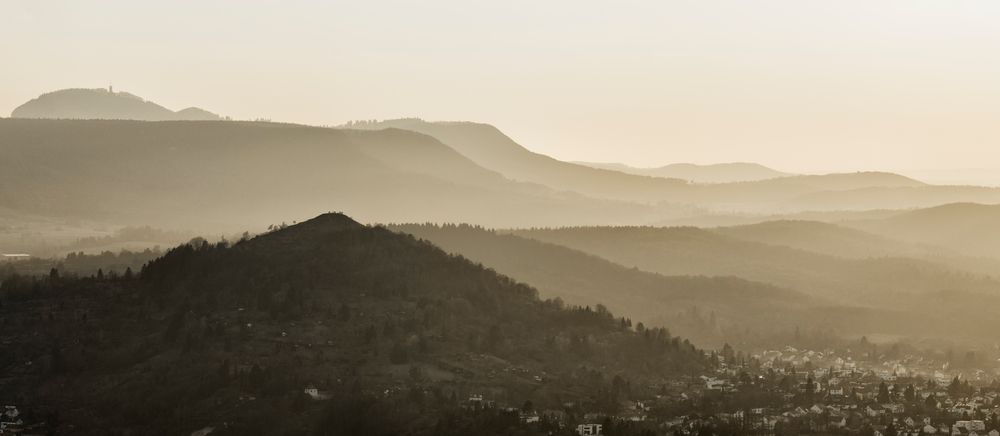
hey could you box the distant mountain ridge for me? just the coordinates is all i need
[340,118,693,203]
[576,161,794,183]
[0,118,682,231]
[10,88,223,121]
[342,118,1000,213]
[844,202,1000,260]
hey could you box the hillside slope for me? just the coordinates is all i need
[506,226,1000,345]
[713,220,932,259]
[844,203,1000,259]
[509,226,1000,310]
[391,223,821,346]
[712,218,1000,279]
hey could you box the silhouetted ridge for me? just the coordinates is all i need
[341,118,694,203]
[341,118,1000,213]
[10,88,223,121]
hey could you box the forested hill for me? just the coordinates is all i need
[0,212,708,435]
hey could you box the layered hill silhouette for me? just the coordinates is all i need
[10,88,223,121]
[0,212,707,434]
[389,222,1000,347]
[782,184,1000,211]
[713,218,1000,281]
[509,226,998,303]
[506,225,1000,344]
[344,118,1000,212]
[0,118,680,231]
[576,162,793,183]
[844,203,1000,260]
[391,223,821,346]
[692,203,1000,268]
[7,111,1000,266]
[342,118,693,203]
[714,220,934,260]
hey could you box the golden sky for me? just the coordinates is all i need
[3,0,999,174]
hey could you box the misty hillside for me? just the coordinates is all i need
[508,226,1000,309]
[392,222,1000,347]
[711,218,1000,278]
[844,202,1000,260]
[780,185,1000,212]
[576,162,793,183]
[713,220,933,259]
[0,212,707,434]
[666,173,1000,213]
[390,223,820,346]
[343,119,1000,213]
[677,172,928,211]
[341,118,692,203]
[749,172,924,191]
[0,119,681,231]
[653,209,905,228]
[10,88,223,121]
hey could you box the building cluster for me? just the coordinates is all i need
[1,405,46,435]
[540,346,1000,435]
[290,345,1000,436]
[0,254,30,263]
[664,347,1000,435]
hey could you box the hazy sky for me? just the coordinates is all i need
[3,1,1000,174]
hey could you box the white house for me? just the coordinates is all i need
[303,385,331,400]
[704,377,730,391]
[0,254,30,262]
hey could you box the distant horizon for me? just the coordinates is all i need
[5,1,1000,175]
[7,87,1000,187]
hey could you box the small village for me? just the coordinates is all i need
[347,344,1000,436]
[657,345,1000,436]
[0,405,47,435]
